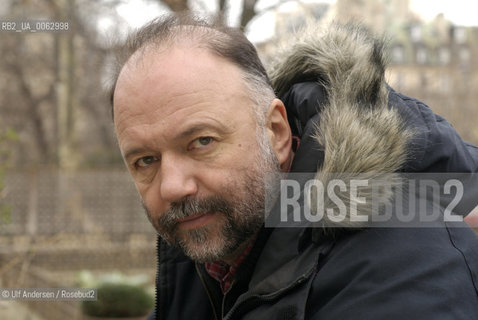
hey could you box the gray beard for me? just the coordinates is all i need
[143,168,271,262]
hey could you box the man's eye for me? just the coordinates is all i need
[135,156,158,168]
[198,137,212,146]
[190,137,214,149]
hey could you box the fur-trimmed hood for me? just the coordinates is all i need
[268,24,412,228]
[267,23,478,229]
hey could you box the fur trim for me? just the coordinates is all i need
[270,23,413,228]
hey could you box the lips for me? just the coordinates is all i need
[176,212,216,230]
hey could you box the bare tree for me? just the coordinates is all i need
[161,0,190,12]
[156,0,260,30]
[0,0,121,168]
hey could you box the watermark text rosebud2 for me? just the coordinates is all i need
[265,173,478,228]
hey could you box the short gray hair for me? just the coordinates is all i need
[109,12,276,124]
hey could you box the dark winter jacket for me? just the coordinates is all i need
[148,24,478,320]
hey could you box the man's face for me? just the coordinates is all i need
[113,45,280,262]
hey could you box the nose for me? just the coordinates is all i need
[159,155,198,203]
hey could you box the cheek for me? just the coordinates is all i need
[221,142,260,169]
[203,151,260,192]
[203,167,253,198]
[136,182,168,217]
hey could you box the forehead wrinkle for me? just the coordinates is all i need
[177,116,235,139]
[118,106,234,156]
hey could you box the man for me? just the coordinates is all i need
[110,14,478,319]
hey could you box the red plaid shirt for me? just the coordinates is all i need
[204,240,255,294]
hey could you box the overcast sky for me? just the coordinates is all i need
[113,0,478,43]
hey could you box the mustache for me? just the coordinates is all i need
[158,196,233,231]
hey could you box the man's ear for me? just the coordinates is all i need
[266,98,293,171]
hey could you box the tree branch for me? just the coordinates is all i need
[240,0,259,30]
[160,0,189,12]
[6,61,51,160]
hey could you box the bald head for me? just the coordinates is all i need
[109,13,274,120]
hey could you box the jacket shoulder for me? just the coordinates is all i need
[307,226,478,319]
[389,89,478,173]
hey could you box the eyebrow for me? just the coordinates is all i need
[122,121,231,161]
[177,123,223,140]
[123,147,150,162]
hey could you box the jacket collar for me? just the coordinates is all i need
[247,227,332,295]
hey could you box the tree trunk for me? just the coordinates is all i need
[55,0,78,170]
